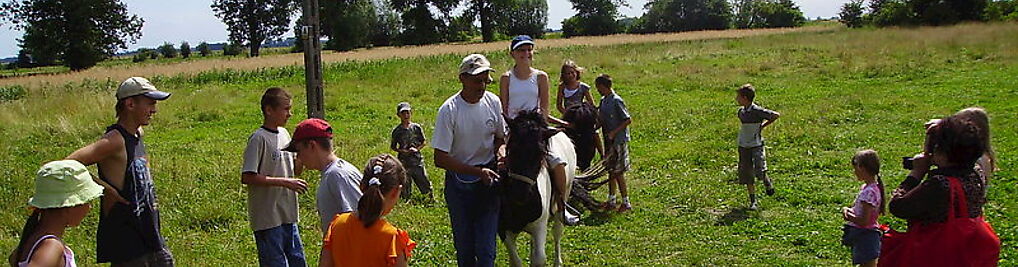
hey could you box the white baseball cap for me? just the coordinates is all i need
[116,77,171,101]
[459,54,494,76]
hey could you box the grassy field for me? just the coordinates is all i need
[1,22,1016,266]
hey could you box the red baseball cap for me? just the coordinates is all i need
[283,118,333,152]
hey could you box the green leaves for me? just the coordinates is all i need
[2,0,143,70]
[211,0,297,57]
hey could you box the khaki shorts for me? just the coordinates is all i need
[606,142,630,174]
[737,145,767,185]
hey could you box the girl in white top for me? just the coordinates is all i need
[499,35,569,126]
[499,36,578,224]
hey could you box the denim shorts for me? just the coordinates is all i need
[841,224,881,265]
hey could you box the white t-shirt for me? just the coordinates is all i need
[505,69,544,119]
[432,91,507,166]
[316,159,364,233]
[241,127,299,231]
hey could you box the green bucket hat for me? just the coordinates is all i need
[28,160,104,209]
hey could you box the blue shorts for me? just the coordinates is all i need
[841,224,881,265]
[254,223,307,267]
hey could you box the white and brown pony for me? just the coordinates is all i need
[499,110,577,267]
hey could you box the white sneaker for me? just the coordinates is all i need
[564,210,580,226]
[749,201,759,210]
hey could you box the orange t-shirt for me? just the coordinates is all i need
[323,213,416,267]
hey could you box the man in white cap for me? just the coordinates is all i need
[432,54,505,267]
[66,76,175,266]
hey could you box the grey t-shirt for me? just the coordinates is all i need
[598,93,631,144]
[316,159,363,233]
[241,127,299,231]
[737,103,779,148]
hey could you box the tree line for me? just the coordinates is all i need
[2,0,809,71]
[838,0,1018,28]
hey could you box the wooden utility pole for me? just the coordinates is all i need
[302,0,325,119]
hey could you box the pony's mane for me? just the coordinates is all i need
[506,109,551,179]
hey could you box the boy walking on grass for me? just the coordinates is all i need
[240,88,308,266]
[735,83,780,210]
[595,74,633,212]
[391,102,433,201]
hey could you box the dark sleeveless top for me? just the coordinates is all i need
[96,124,166,263]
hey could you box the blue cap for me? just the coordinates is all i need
[510,35,535,51]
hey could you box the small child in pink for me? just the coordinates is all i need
[841,149,886,267]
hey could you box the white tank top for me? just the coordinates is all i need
[505,68,543,119]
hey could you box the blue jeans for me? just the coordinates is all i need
[445,171,500,267]
[253,223,307,267]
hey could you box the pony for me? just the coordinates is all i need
[500,109,577,267]
[562,102,599,171]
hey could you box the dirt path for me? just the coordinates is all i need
[0,25,838,88]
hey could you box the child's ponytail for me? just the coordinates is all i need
[357,154,407,228]
[11,209,42,266]
[876,174,887,215]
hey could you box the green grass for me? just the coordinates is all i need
[1,22,1016,266]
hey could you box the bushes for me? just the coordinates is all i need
[839,0,1003,27]
[733,0,806,29]
[180,42,191,58]
[985,0,1018,21]
[637,0,732,33]
[197,42,212,56]
[223,42,243,56]
[158,42,178,58]
[869,0,914,27]
[132,48,156,62]
[0,85,28,102]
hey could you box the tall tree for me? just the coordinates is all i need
[321,0,377,51]
[563,0,626,36]
[465,0,498,42]
[493,0,548,38]
[839,0,866,28]
[732,0,805,29]
[391,0,457,45]
[179,41,191,58]
[732,0,757,28]
[639,0,732,33]
[1,0,143,70]
[211,0,296,57]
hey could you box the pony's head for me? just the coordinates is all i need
[505,109,558,179]
[563,102,598,133]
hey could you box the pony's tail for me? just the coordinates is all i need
[11,209,42,265]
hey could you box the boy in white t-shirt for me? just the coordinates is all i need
[241,87,309,266]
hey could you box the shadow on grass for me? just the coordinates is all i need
[715,207,758,226]
[579,209,616,226]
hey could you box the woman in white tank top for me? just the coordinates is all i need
[498,36,579,224]
[499,35,569,126]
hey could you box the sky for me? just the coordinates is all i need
[0,0,850,58]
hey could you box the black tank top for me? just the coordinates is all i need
[96,124,166,263]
